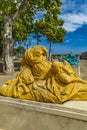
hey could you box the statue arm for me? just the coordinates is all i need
[52,61,80,84]
[57,71,77,83]
[17,66,34,85]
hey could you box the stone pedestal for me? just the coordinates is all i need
[0,96,87,130]
[72,65,80,76]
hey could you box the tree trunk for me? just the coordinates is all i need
[48,42,52,61]
[2,16,14,73]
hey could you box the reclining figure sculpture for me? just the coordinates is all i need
[0,45,87,104]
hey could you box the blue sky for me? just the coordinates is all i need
[58,0,87,54]
[25,0,87,54]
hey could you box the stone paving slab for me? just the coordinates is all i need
[0,72,18,86]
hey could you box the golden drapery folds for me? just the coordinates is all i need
[1,45,87,104]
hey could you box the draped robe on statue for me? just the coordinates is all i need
[1,45,87,104]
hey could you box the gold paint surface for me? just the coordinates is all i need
[1,46,87,103]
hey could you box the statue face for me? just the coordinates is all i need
[24,46,48,63]
[33,50,42,57]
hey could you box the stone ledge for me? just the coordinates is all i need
[0,96,87,121]
[72,65,80,76]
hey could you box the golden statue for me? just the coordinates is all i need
[1,45,87,104]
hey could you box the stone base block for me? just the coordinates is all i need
[0,96,87,130]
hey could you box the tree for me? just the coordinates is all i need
[0,0,66,73]
[0,42,3,57]
[33,33,42,45]
[13,46,26,57]
[0,16,3,57]
[32,21,42,45]
[0,35,3,57]
[16,46,26,57]
[32,4,66,60]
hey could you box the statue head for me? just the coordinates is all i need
[22,45,48,66]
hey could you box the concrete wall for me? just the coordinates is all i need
[0,96,87,130]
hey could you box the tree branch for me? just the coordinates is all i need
[12,0,28,23]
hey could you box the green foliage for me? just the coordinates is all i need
[13,19,31,41]
[32,16,66,43]
[0,0,66,44]
[32,0,66,44]
[0,0,18,14]
[13,46,25,57]
[17,46,25,53]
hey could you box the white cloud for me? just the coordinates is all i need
[65,39,72,43]
[61,0,87,14]
[60,13,87,32]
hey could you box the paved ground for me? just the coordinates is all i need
[0,60,87,86]
[79,60,87,80]
[0,60,21,86]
